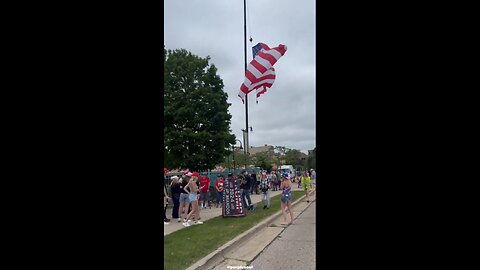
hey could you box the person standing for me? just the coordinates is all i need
[280,173,294,225]
[241,171,253,210]
[267,172,273,191]
[164,185,171,225]
[300,171,311,203]
[249,171,257,195]
[310,169,316,188]
[259,172,270,209]
[215,175,224,208]
[271,171,279,191]
[169,176,181,222]
[275,170,281,191]
[179,175,191,225]
[185,172,203,225]
[238,174,247,210]
[199,173,210,209]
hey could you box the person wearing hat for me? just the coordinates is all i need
[280,173,294,225]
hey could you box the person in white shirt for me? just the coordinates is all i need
[310,169,316,188]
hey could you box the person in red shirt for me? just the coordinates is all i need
[199,173,210,209]
[214,175,225,208]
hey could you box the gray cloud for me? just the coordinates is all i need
[165,0,315,153]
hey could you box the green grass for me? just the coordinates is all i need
[164,190,304,270]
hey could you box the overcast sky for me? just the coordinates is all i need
[164,0,315,154]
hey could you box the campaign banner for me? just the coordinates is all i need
[222,177,245,217]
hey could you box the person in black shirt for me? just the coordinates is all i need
[251,172,259,195]
[241,171,253,210]
[179,176,191,225]
[169,176,181,221]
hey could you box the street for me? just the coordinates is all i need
[250,201,316,270]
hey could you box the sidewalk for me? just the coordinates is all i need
[164,185,308,236]
[188,189,316,270]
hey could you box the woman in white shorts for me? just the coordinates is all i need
[183,172,203,226]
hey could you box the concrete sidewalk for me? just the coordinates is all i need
[164,185,308,236]
[208,191,316,270]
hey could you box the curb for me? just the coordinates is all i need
[186,188,316,270]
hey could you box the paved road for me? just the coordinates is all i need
[249,201,316,270]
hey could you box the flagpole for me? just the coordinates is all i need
[244,0,249,158]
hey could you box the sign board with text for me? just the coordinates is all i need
[222,177,245,217]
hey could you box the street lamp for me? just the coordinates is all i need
[232,139,243,173]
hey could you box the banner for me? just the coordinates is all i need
[222,176,245,217]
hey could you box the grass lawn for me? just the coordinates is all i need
[163,190,305,270]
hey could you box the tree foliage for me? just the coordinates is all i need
[284,149,304,168]
[164,47,235,170]
[305,147,316,170]
[251,151,273,171]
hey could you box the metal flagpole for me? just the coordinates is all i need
[244,0,249,159]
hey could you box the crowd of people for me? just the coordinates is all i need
[163,171,207,226]
[163,168,316,226]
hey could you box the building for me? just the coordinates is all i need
[248,144,274,155]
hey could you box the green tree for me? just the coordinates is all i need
[251,151,273,171]
[233,151,249,169]
[284,149,304,168]
[305,147,316,170]
[164,47,235,171]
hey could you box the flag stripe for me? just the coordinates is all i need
[246,64,263,79]
[256,87,267,98]
[250,59,268,75]
[250,68,275,93]
[259,43,270,50]
[251,79,274,91]
[257,51,278,66]
[243,68,275,90]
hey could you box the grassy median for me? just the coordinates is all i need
[163,190,305,270]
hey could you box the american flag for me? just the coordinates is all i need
[238,43,287,103]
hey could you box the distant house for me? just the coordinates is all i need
[248,144,274,155]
